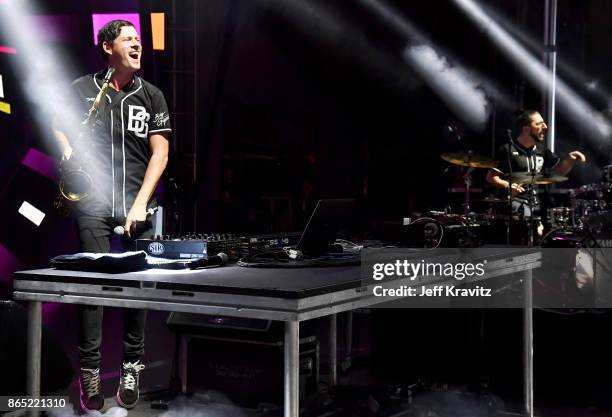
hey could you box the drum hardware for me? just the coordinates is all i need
[499,172,569,246]
[440,151,499,219]
[581,210,612,235]
[539,221,609,305]
[428,211,465,220]
[447,187,483,193]
[568,167,612,232]
[547,207,576,229]
[548,187,573,195]
[525,184,539,247]
[501,172,568,186]
[423,212,484,247]
[603,165,612,183]
[440,151,498,169]
[473,197,507,204]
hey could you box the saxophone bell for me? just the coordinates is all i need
[54,156,93,215]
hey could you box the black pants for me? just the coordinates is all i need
[76,215,155,369]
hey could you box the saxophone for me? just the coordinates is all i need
[54,68,115,215]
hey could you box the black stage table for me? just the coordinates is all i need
[14,248,541,417]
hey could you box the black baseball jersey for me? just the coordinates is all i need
[57,70,171,218]
[494,139,560,202]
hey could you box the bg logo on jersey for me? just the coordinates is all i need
[128,105,150,138]
[535,156,544,172]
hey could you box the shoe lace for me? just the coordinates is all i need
[80,368,101,398]
[121,361,145,391]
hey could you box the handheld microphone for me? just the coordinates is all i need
[113,207,158,236]
[113,225,126,236]
[506,129,513,143]
[189,253,228,269]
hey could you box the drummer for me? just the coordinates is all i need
[486,109,586,217]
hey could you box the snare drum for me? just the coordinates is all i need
[547,207,575,229]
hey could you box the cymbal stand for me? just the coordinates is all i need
[463,166,474,220]
[526,182,538,247]
[506,178,512,246]
[505,132,514,246]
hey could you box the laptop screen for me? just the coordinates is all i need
[297,198,355,256]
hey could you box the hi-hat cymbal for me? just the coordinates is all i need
[440,152,498,168]
[502,172,568,185]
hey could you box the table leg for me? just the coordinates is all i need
[523,269,534,417]
[329,314,337,386]
[345,311,353,369]
[285,321,299,417]
[27,301,42,417]
[180,334,188,394]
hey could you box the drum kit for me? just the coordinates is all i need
[435,151,612,248]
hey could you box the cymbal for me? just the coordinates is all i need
[440,152,498,169]
[473,197,507,204]
[502,172,568,185]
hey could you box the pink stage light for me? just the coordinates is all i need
[21,148,58,181]
[92,13,141,45]
[0,45,17,54]
[27,15,79,43]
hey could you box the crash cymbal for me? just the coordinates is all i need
[440,152,498,168]
[502,172,568,185]
[473,196,508,204]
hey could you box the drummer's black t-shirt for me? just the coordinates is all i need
[494,140,560,203]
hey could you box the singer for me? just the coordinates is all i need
[485,109,585,243]
[52,20,171,412]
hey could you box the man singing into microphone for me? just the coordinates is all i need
[53,20,170,411]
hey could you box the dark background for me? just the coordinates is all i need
[4,0,612,247]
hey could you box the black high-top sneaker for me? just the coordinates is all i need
[116,360,145,409]
[79,367,104,412]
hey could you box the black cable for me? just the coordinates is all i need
[237,250,360,268]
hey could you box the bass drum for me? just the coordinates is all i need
[540,228,597,305]
[540,227,596,248]
[401,213,484,248]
